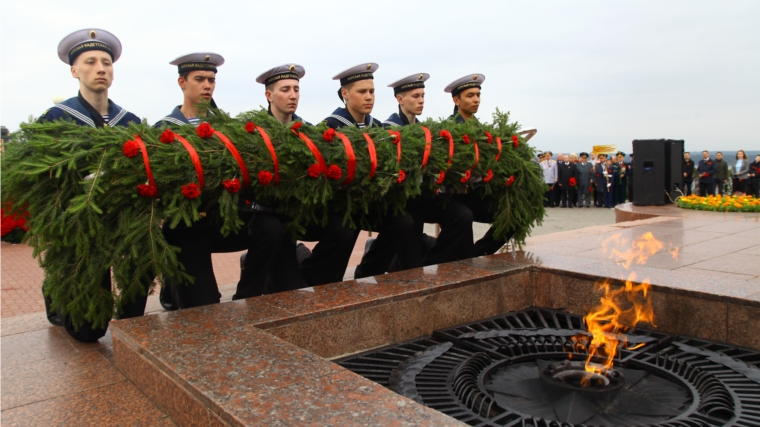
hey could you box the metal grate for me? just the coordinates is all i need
[337,308,760,427]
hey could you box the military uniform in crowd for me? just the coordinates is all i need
[627,153,635,202]
[381,73,474,270]
[682,155,695,196]
[613,152,629,206]
[325,63,414,279]
[575,153,593,207]
[445,74,515,255]
[40,29,148,342]
[255,64,358,288]
[557,158,577,208]
[592,154,607,207]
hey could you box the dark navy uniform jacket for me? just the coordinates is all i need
[697,158,717,184]
[383,111,410,127]
[448,112,467,124]
[153,106,191,128]
[324,107,382,129]
[40,94,139,128]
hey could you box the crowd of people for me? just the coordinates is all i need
[538,151,633,208]
[682,150,760,197]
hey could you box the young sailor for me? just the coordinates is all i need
[253,64,357,287]
[40,28,146,342]
[156,54,300,308]
[445,74,516,255]
[381,73,475,270]
[325,63,414,279]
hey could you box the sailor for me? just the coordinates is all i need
[445,74,516,255]
[39,28,146,342]
[380,73,475,270]
[325,63,414,279]
[156,54,300,308]
[252,63,357,288]
[325,63,384,129]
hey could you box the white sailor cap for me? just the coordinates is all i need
[388,73,429,95]
[444,73,486,97]
[256,64,305,85]
[332,63,379,86]
[58,28,122,65]
[170,53,225,74]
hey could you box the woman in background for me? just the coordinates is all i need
[732,150,750,195]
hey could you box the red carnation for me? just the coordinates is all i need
[136,183,158,198]
[396,170,406,184]
[159,129,176,144]
[506,175,515,187]
[388,130,401,145]
[257,171,273,187]
[245,122,256,133]
[196,123,215,139]
[323,128,336,142]
[122,140,140,158]
[460,170,471,183]
[181,183,201,199]
[462,134,471,144]
[326,164,342,180]
[223,178,242,193]
[308,163,323,178]
[569,177,577,187]
[512,135,519,148]
[435,171,446,185]
[291,122,303,134]
[484,169,494,183]
[485,132,493,144]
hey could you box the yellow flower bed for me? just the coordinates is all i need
[678,194,760,212]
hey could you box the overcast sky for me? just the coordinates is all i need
[1,0,758,153]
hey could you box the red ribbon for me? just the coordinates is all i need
[441,130,455,170]
[298,132,327,172]
[174,134,204,190]
[256,126,279,184]
[133,135,156,190]
[472,142,480,170]
[421,126,432,169]
[213,131,250,188]
[363,133,377,179]
[335,132,357,185]
[495,137,503,162]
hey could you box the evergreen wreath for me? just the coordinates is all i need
[1,107,545,329]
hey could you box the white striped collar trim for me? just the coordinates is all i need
[383,120,402,127]
[109,108,128,127]
[159,117,187,127]
[55,104,96,127]
[329,114,354,128]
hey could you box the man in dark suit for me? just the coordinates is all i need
[627,153,635,203]
[557,154,578,208]
[697,150,717,196]
[592,154,607,207]
[613,152,628,206]
[554,152,564,206]
[682,152,695,196]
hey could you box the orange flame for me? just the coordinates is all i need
[580,232,662,384]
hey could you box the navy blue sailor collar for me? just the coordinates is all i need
[156,106,190,127]
[53,93,130,127]
[326,107,381,129]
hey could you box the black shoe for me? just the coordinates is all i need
[43,287,64,326]
[160,283,178,311]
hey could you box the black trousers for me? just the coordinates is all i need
[699,182,713,197]
[560,187,575,207]
[543,184,555,207]
[163,211,296,309]
[682,180,693,196]
[354,210,414,279]
[553,184,563,207]
[297,212,359,286]
[613,183,627,205]
[45,271,149,342]
[594,188,604,206]
[395,193,475,270]
[453,191,514,256]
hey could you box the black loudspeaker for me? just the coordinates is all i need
[664,140,684,201]
[632,139,685,205]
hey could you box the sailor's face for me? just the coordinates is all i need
[179,71,216,104]
[71,51,113,92]
[345,80,375,115]
[398,88,425,116]
[454,87,480,115]
[267,79,300,115]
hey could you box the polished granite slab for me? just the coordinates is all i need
[110,205,760,427]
